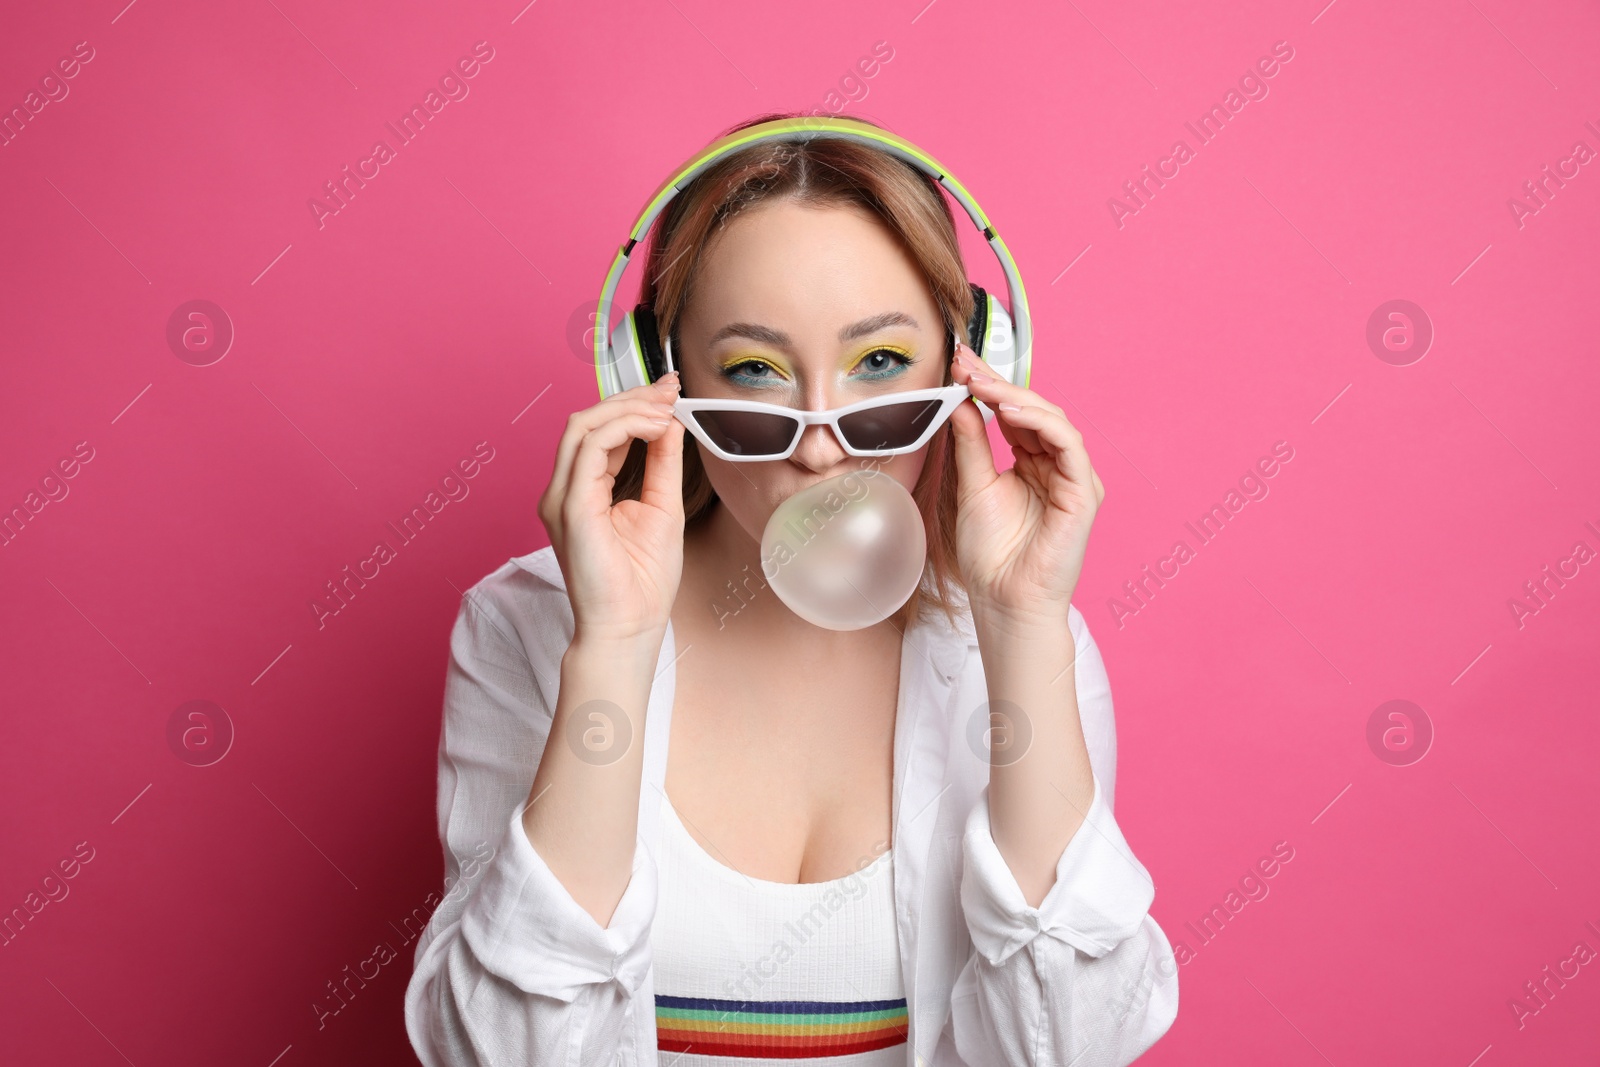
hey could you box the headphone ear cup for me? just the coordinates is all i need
[961,283,993,425]
[965,283,990,358]
[967,283,1019,386]
[603,308,654,398]
[632,303,668,383]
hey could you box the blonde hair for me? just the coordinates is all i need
[610,110,976,633]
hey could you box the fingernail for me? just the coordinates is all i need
[970,372,991,383]
[999,402,1021,412]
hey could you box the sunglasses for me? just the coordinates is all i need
[671,382,973,462]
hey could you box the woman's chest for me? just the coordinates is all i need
[664,655,900,886]
[649,781,909,1062]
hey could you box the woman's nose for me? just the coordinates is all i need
[788,409,849,472]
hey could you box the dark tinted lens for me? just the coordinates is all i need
[836,398,945,452]
[689,409,801,456]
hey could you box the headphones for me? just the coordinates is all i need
[592,115,1032,424]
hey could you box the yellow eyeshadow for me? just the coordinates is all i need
[719,354,789,378]
[718,344,913,378]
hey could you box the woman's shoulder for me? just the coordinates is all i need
[450,545,573,670]
[504,543,567,594]
[469,543,567,601]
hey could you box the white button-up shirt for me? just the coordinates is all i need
[405,545,1179,1066]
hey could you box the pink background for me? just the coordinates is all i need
[3,0,1597,1063]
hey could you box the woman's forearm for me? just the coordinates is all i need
[973,610,1097,909]
[522,627,665,928]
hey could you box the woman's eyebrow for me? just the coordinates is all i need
[840,311,919,343]
[708,321,790,349]
[707,311,921,351]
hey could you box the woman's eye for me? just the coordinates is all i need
[854,348,914,377]
[725,360,781,382]
[723,349,914,386]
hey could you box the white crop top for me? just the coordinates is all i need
[650,791,908,1064]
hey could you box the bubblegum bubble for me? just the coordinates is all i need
[761,468,926,631]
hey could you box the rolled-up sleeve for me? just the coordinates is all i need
[949,609,1178,1066]
[404,568,659,1066]
[457,801,657,1000]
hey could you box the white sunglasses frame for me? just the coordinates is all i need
[671,381,975,462]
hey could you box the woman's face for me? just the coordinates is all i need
[674,196,952,546]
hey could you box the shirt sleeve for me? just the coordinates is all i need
[404,572,660,1067]
[949,609,1179,1066]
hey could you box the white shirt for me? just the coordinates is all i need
[404,544,1179,1066]
[653,789,907,1064]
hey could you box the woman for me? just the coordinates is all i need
[405,111,1179,1066]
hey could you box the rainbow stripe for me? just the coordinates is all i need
[656,994,909,1058]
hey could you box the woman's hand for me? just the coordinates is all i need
[537,372,687,643]
[946,340,1105,626]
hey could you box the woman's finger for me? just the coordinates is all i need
[638,414,685,521]
[1000,413,1044,456]
[954,343,1064,417]
[562,411,679,529]
[951,344,1045,454]
[550,382,678,496]
[544,389,678,525]
[947,388,999,500]
[985,401,1094,490]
